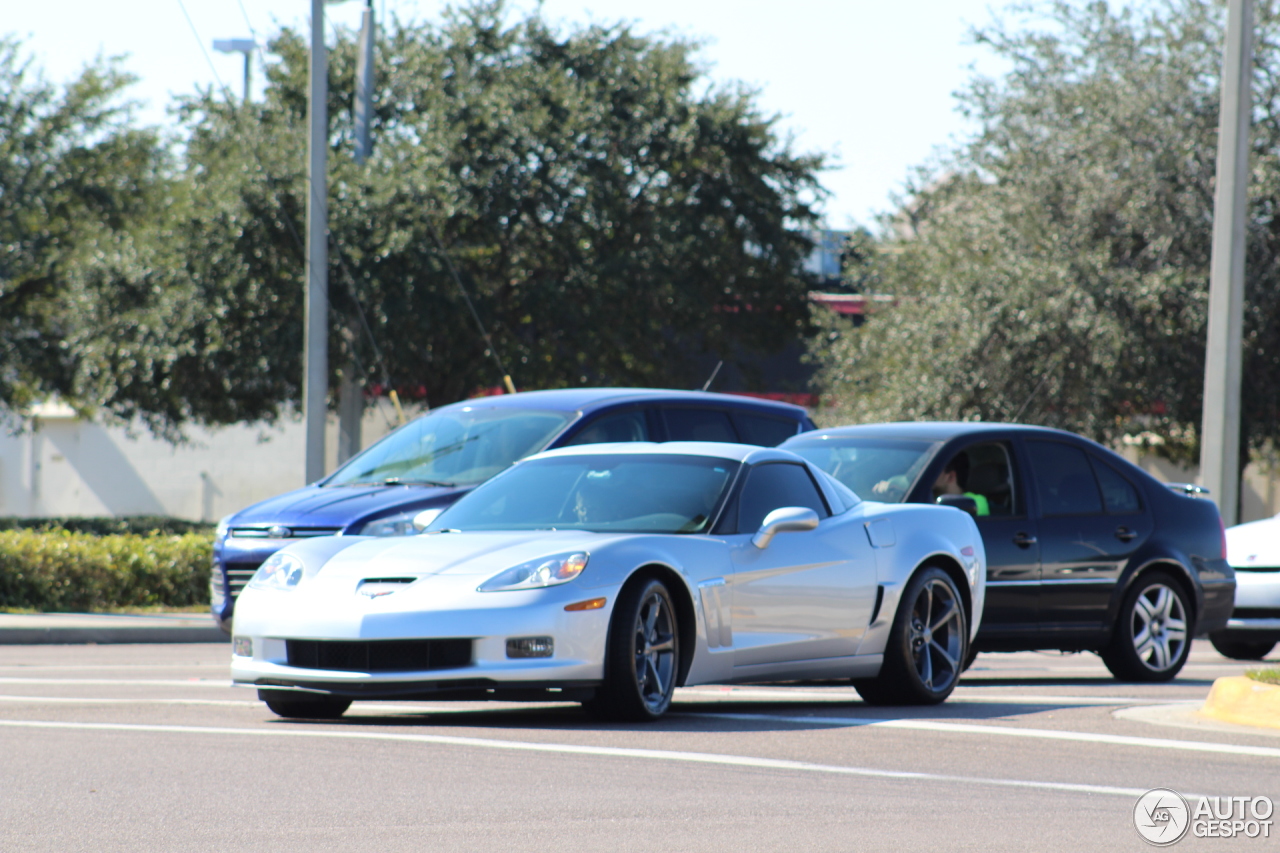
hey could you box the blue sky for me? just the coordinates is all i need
[6,1,1022,227]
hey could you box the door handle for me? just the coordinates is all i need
[1012,532,1037,547]
[1115,526,1137,542]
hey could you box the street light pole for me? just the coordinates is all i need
[337,0,376,466]
[1200,0,1253,526]
[304,0,329,483]
[212,38,255,102]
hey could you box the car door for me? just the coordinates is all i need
[950,440,1042,641]
[727,462,877,668]
[1025,440,1150,639]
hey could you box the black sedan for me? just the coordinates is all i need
[783,423,1236,682]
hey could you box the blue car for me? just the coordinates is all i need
[212,387,816,630]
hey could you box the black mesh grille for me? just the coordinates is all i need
[286,639,472,672]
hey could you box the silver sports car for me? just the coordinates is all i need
[230,442,987,721]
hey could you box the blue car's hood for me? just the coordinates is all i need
[228,483,471,530]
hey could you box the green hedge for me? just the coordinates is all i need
[0,528,213,612]
[0,516,214,536]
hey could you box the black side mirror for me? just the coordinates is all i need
[936,495,978,518]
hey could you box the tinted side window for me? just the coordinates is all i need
[664,408,738,443]
[1091,457,1141,513]
[563,410,650,446]
[1026,441,1103,516]
[738,463,829,532]
[731,412,799,447]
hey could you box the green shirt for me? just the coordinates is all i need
[964,492,991,517]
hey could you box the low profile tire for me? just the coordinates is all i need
[854,566,968,706]
[585,577,679,722]
[1100,572,1192,682]
[259,689,352,720]
[1209,634,1277,661]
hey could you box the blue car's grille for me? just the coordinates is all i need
[224,561,263,599]
[286,639,473,673]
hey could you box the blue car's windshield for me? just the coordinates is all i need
[428,454,740,533]
[786,438,937,502]
[327,407,573,487]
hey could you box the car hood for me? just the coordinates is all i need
[1227,515,1280,568]
[314,530,614,578]
[228,483,470,529]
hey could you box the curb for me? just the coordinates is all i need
[0,626,228,645]
[1200,676,1280,730]
[0,613,228,645]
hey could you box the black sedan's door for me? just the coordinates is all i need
[941,440,1041,642]
[1025,440,1151,641]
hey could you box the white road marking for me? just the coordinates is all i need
[0,695,257,707]
[0,677,230,687]
[0,718,1155,798]
[694,712,1280,759]
[675,687,1197,706]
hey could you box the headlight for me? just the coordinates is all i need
[359,510,422,537]
[215,515,233,541]
[247,552,306,591]
[478,552,589,592]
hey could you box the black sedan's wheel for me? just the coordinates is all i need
[854,566,967,706]
[259,689,352,720]
[1100,572,1192,682]
[586,578,679,722]
[1210,634,1277,661]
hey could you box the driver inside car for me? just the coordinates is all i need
[932,452,990,517]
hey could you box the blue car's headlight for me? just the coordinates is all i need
[478,553,589,592]
[359,510,421,537]
[248,552,306,591]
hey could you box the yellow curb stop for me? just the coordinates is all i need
[1200,676,1280,730]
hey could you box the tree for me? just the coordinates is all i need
[149,1,825,424]
[812,0,1280,459]
[0,39,169,426]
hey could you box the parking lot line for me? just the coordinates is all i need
[692,712,1280,759]
[0,718,1152,798]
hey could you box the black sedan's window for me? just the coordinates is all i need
[737,463,830,533]
[1026,441,1103,516]
[1091,457,1142,513]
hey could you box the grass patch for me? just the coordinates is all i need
[1246,668,1280,686]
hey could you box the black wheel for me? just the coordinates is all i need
[585,577,679,722]
[259,689,352,719]
[1100,572,1192,682]
[1210,633,1277,661]
[854,566,967,706]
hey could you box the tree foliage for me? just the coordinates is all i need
[151,2,824,420]
[812,0,1280,458]
[0,39,168,424]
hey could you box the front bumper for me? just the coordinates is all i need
[229,578,613,699]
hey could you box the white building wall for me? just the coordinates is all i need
[0,401,415,522]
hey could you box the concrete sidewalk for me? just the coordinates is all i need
[0,612,228,645]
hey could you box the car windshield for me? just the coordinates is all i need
[427,454,740,533]
[326,407,573,487]
[786,438,937,502]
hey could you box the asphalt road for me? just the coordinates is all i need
[1,640,1277,852]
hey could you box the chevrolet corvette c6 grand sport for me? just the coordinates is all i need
[230,442,986,721]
